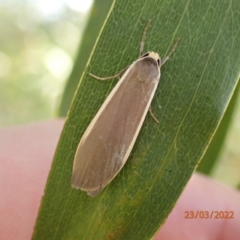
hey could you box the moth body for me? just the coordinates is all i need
[72,53,160,196]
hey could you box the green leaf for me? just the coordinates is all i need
[58,0,112,116]
[33,1,240,239]
[197,81,240,174]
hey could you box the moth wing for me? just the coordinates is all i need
[72,58,160,194]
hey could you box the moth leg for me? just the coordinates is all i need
[89,66,129,81]
[149,106,159,123]
[161,38,180,66]
[139,20,151,57]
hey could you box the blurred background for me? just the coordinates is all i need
[0,0,93,126]
[0,0,239,187]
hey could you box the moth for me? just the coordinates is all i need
[72,21,179,196]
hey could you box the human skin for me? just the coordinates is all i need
[0,120,239,240]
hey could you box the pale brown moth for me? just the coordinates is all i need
[72,21,179,196]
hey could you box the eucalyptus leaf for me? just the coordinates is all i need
[58,0,112,116]
[197,81,240,174]
[33,0,240,239]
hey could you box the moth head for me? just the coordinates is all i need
[141,52,161,66]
